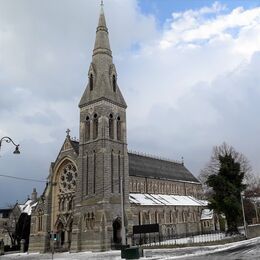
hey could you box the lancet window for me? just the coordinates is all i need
[117,116,121,141]
[89,73,94,91]
[112,75,116,92]
[85,116,90,141]
[109,114,114,139]
[93,114,98,139]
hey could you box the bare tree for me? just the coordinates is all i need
[0,204,21,246]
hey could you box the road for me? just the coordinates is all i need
[146,237,260,260]
[180,241,260,260]
[1,237,260,260]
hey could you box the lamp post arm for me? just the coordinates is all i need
[0,136,20,154]
[0,136,19,148]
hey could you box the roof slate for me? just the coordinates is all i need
[64,141,199,183]
[128,152,199,183]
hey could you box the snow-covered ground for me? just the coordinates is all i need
[1,237,260,259]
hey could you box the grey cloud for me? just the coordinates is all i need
[128,52,260,176]
[23,110,63,125]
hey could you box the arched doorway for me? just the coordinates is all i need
[112,217,122,245]
[57,222,65,247]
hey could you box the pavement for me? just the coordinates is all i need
[0,237,260,260]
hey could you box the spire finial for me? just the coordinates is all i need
[100,0,104,15]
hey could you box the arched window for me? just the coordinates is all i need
[138,211,142,225]
[109,114,114,139]
[68,199,72,211]
[116,116,121,141]
[112,75,116,92]
[155,211,158,224]
[85,116,90,141]
[89,74,93,91]
[93,114,98,139]
[38,209,43,232]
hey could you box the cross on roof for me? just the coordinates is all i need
[101,0,104,7]
[66,129,71,137]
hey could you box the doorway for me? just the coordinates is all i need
[113,217,122,244]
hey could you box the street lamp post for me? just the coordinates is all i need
[240,191,247,239]
[253,193,259,224]
[0,136,20,154]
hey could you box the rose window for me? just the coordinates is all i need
[59,163,77,193]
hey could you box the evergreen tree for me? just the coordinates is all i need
[206,153,246,234]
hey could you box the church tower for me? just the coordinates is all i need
[71,4,130,251]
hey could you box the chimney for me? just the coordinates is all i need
[31,188,37,201]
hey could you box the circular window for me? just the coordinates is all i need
[59,163,77,193]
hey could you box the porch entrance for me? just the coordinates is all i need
[112,217,122,246]
[55,221,72,251]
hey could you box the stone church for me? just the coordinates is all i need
[29,5,205,252]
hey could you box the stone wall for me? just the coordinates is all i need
[129,176,202,199]
[247,224,260,239]
[130,204,202,236]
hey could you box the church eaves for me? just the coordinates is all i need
[79,5,127,108]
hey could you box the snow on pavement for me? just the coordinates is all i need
[1,237,260,260]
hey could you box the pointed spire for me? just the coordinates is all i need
[79,2,127,109]
[93,2,111,57]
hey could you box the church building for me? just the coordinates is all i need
[29,5,205,252]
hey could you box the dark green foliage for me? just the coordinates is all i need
[206,153,246,234]
[15,213,31,251]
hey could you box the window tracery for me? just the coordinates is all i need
[85,212,95,230]
[59,163,77,193]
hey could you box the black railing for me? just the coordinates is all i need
[132,230,237,247]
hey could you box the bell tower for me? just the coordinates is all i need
[71,4,130,251]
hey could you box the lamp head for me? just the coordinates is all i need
[13,145,20,154]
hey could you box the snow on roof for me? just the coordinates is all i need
[201,209,213,220]
[129,193,207,207]
[18,199,38,215]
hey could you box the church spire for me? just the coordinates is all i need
[93,1,112,57]
[79,3,126,108]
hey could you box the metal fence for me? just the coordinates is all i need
[132,231,230,247]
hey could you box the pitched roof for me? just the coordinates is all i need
[70,140,79,154]
[58,141,199,183]
[129,193,206,206]
[128,152,199,183]
[18,199,37,215]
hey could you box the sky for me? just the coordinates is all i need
[0,0,260,207]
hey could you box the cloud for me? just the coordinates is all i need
[0,0,260,205]
[123,2,260,175]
